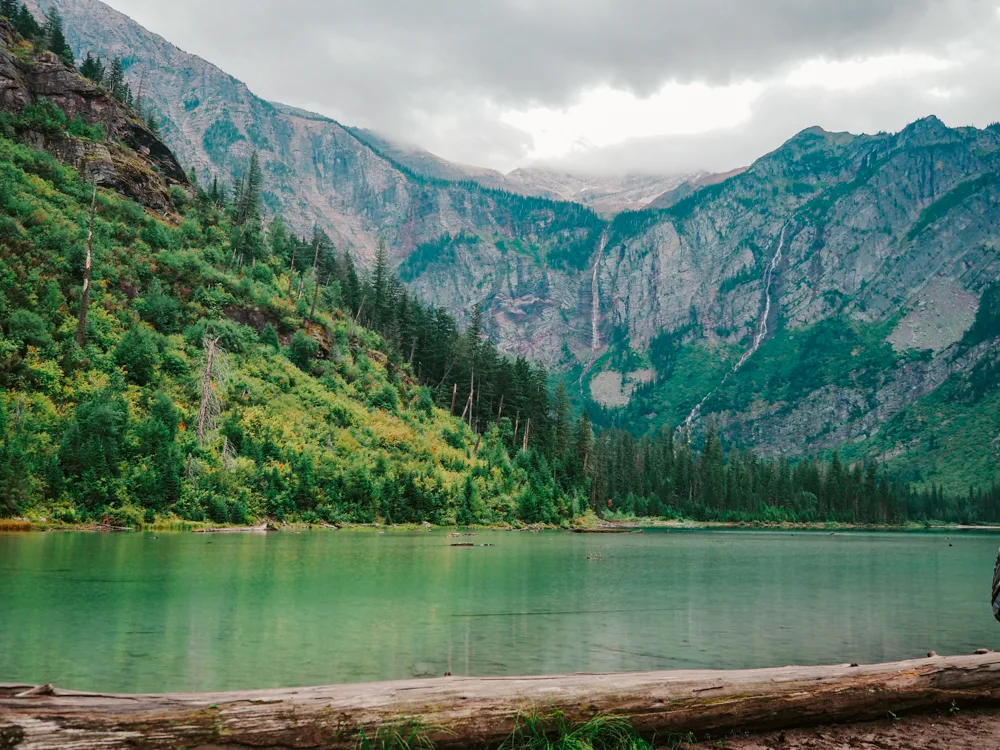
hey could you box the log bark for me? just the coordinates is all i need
[2,654,1000,749]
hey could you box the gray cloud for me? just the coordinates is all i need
[101,0,1000,173]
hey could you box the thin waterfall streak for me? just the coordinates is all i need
[591,230,608,352]
[683,223,789,429]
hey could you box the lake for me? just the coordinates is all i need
[1,528,998,693]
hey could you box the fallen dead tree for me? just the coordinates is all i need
[2,653,1000,749]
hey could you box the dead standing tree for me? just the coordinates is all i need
[75,184,97,348]
[196,336,228,445]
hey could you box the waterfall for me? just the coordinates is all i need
[591,230,608,353]
[683,223,790,429]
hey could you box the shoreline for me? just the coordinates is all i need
[3,653,999,748]
[3,517,1000,534]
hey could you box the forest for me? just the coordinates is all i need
[2,3,999,528]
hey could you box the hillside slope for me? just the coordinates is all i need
[0,16,561,526]
[28,0,1000,492]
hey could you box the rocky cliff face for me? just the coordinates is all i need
[0,16,186,211]
[36,0,1000,488]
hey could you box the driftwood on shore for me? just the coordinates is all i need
[570,527,634,534]
[2,653,1000,749]
[192,522,278,534]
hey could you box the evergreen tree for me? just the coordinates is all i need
[43,8,74,67]
[370,238,391,330]
[79,53,105,85]
[14,3,42,40]
[105,57,127,101]
[0,0,18,21]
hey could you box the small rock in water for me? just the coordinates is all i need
[974,648,991,655]
[849,663,859,668]
[928,651,938,657]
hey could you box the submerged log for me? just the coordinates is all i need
[2,653,1000,749]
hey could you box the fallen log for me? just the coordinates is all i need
[2,653,999,749]
[571,527,634,534]
[192,522,277,534]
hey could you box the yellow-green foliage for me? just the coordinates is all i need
[0,134,530,525]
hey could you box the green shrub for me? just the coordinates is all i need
[249,263,274,285]
[415,387,435,417]
[288,330,319,371]
[5,308,52,351]
[66,115,104,141]
[17,100,67,135]
[114,326,161,385]
[101,504,145,529]
[259,323,280,350]
[207,495,229,524]
[229,499,250,525]
[137,280,181,332]
[367,384,399,412]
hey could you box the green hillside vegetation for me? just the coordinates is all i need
[0,132,550,527]
[2,5,997,529]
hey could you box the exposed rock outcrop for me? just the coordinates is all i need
[0,17,187,211]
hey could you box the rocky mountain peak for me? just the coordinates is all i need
[894,114,961,147]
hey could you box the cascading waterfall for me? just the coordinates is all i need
[683,222,790,429]
[591,229,609,353]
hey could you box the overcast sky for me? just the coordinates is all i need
[101,0,1000,175]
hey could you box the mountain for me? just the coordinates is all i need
[498,168,699,217]
[646,167,749,210]
[30,0,621,365]
[344,130,703,216]
[0,14,560,526]
[29,0,1000,492]
[345,127,509,185]
[584,119,1000,489]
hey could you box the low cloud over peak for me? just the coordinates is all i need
[102,0,1000,174]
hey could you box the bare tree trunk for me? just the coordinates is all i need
[75,185,97,348]
[287,244,297,296]
[309,275,321,320]
[496,394,504,421]
[461,371,474,422]
[450,383,458,415]
[522,419,530,452]
[196,337,218,445]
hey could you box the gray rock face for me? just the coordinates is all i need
[0,17,187,211]
[36,0,1000,470]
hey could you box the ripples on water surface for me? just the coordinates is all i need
[1,529,998,692]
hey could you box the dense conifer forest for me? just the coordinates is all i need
[2,2,998,528]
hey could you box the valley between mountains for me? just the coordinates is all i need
[26,0,1000,492]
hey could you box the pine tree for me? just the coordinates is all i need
[371,238,391,330]
[14,3,42,39]
[105,57,126,100]
[79,53,105,85]
[0,0,19,21]
[43,8,73,67]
